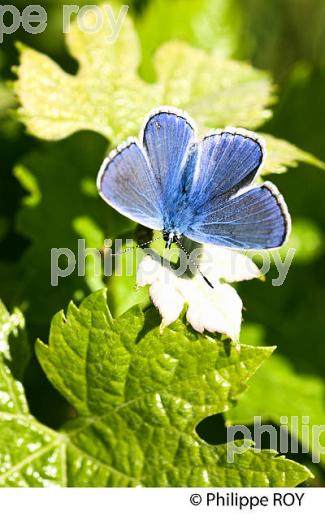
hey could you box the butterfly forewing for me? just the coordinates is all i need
[97,108,290,250]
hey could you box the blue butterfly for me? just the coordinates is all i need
[97,108,290,250]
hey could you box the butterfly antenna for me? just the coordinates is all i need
[175,238,214,289]
[110,235,163,256]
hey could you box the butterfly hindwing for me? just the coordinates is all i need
[185,181,289,249]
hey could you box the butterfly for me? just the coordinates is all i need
[97,107,290,251]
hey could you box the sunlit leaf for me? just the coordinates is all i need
[0,300,30,381]
[261,133,325,174]
[0,303,62,487]
[14,2,273,145]
[34,289,311,486]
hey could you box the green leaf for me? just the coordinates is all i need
[0,305,63,487]
[226,353,325,468]
[14,2,273,145]
[31,289,311,487]
[0,300,30,381]
[14,2,324,176]
[14,4,160,146]
[0,292,312,487]
[154,41,273,130]
[261,133,325,174]
[0,360,65,487]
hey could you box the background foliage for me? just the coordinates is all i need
[0,0,325,486]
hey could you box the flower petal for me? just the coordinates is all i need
[200,245,261,283]
[150,281,185,329]
[180,277,242,340]
[137,253,243,340]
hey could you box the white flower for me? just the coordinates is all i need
[136,246,261,341]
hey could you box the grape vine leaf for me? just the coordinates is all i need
[14,29,272,144]
[226,353,325,468]
[0,299,62,485]
[0,291,313,486]
[0,301,65,486]
[0,300,30,381]
[29,290,311,487]
[14,2,323,174]
[261,133,325,174]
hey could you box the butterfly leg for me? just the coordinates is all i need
[163,231,176,249]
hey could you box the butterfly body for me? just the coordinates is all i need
[98,108,290,250]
